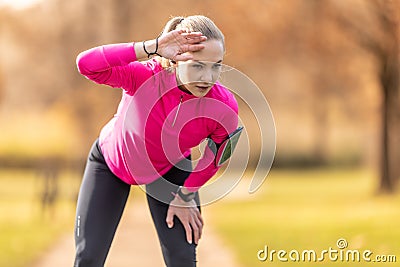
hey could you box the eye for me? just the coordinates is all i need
[213,63,222,70]
[191,63,204,69]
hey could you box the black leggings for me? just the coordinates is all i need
[73,140,200,267]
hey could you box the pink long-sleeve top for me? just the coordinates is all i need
[76,43,238,191]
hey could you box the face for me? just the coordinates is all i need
[176,39,224,97]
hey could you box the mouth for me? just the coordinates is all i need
[195,84,212,91]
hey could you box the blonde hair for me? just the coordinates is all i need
[159,15,225,69]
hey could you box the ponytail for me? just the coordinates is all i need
[160,16,185,36]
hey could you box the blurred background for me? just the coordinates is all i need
[0,0,399,266]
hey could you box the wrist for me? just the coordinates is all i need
[143,38,162,58]
[134,39,158,60]
[180,186,191,195]
[176,186,196,202]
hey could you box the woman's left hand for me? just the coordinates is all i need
[166,194,203,244]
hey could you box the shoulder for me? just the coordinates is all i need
[125,59,165,93]
[143,58,164,74]
[130,58,164,75]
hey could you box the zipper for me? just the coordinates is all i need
[172,95,183,127]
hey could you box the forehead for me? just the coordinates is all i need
[191,39,224,62]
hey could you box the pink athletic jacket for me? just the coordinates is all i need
[76,43,238,191]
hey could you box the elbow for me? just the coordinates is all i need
[75,47,110,80]
[76,51,89,75]
[76,47,101,76]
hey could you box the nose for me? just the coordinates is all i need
[200,69,214,83]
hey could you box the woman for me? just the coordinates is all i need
[74,15,239,267]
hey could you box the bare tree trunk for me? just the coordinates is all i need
[305,0,331,165]
[380,73,392,192]
[379,42,400,192]
[328,0,400,192]
[377,0,400,192]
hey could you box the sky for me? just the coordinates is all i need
[0,0,42,9]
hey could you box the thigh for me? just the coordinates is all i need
[146,194,199,267]
[74,140,131,267]
[145,157,200,267]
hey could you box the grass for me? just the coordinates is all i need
[1,167,399,267]
[0,169,81,267]
[207,168,400,266]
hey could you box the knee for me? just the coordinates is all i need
[162,243,197,267]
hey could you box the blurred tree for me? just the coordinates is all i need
[219,0,365,166]
[1,0,394,175]
[109,0,132,42]
[46,0,130,155]
[303,1,332,165]
[329,0,400,192]
[67,0,111,149]
[304,1,366,166]
[375,0,400,193]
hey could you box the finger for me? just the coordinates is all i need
[186,36,207,44]
[183,222,193,244]
[171,29,186,35]
[173,52,193,62]
[198,222,203,242]
[193,207,204,225]
[192,212,203,242]
[181,33,207,41]
[191,222,200,245]
[189,215,201,244]
[181,31,204,38]
[186,44,206,52]
[179,33,206,46]
[173,43,205,61]
[166,208,174,228]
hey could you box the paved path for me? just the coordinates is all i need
[31,188,243,267]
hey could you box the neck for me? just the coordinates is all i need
[178,85,192,94]
[176,76,192,95]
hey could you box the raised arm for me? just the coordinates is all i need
[76,43,141,92]
[76,30,207,93]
